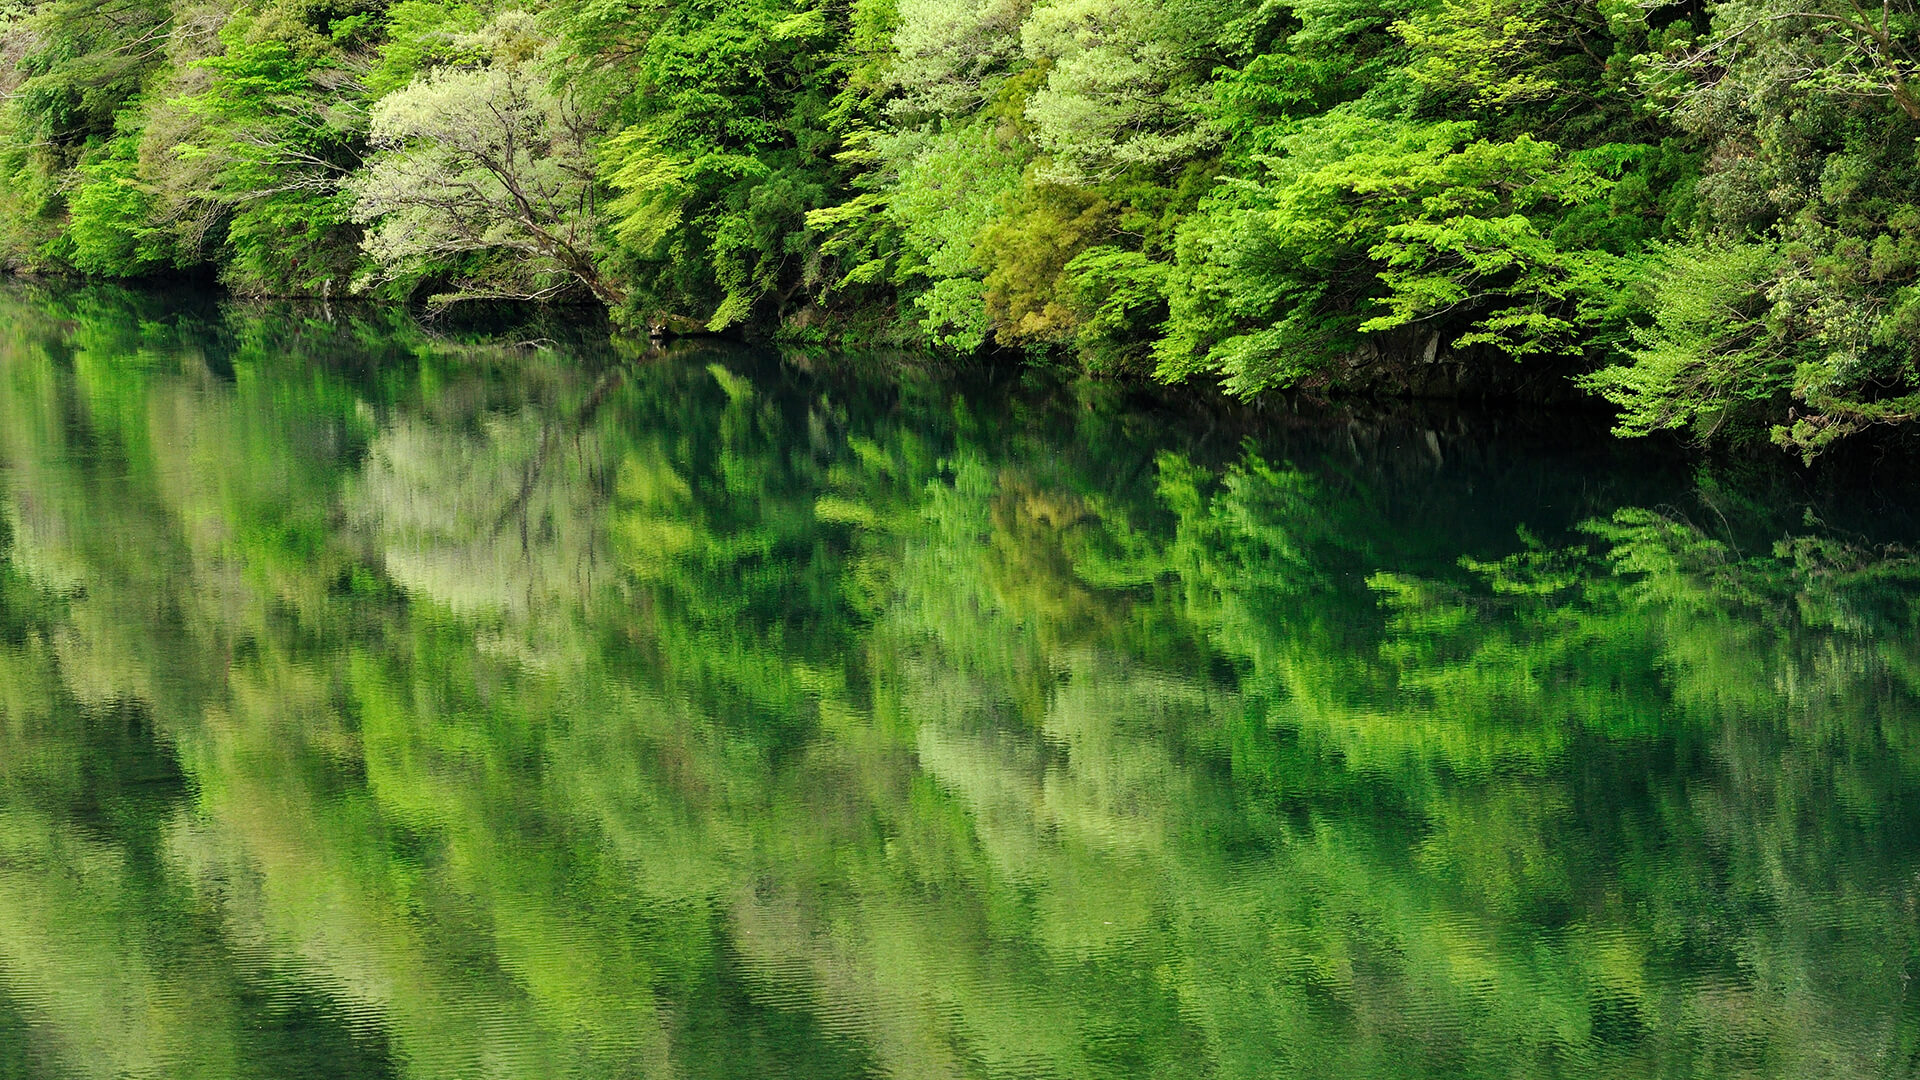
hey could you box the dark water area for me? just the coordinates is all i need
[2,283,1919,1078]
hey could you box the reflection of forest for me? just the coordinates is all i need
[1,286,1918,1079]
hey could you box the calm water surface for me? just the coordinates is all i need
[2,285,1919,1078]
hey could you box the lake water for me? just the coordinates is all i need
[1,284,1918,1079]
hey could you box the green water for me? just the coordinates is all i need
[1,285,1918,1079]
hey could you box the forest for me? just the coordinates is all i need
[1,0,1918,453]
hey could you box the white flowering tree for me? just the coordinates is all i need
[350,20,621,307]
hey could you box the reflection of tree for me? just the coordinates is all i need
[1,285,1919,1078]
[348,363,624,667]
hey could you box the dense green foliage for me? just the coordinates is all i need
[3,285,1920,1077]
[2,0,1918,452]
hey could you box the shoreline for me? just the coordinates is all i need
[9,274,1920,478]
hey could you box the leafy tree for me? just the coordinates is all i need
[1581,0,1920,456]
[1158,113,1648,394]
[584,0,849,331]
[350,14,619,305]
[1018,0,1226,183]
[177,20,372,292]
[65,132,175,274]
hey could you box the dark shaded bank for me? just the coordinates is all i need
[23,277,1920,491]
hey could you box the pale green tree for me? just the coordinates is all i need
[1019,0,1220,182]
[889,0,1031,117]
[349,15,620,306]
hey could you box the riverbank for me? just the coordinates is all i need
[13,278,1920,509]
[8,0,1920,459]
